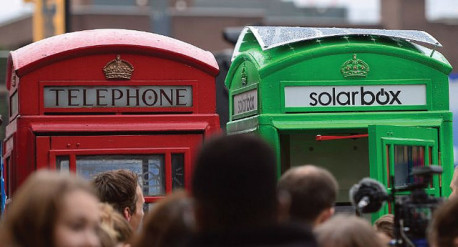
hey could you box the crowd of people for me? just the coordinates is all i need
[0,134,457,247]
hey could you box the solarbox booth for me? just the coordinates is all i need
[2,29,220,205]
[225,26,454,219]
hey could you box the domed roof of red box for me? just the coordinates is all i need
[10,29,219,76]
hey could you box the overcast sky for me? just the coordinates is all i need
[0,0,33,23]
[1,0,458,24]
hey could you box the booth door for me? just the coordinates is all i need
[36,134,203,204]
[368,125,439,217]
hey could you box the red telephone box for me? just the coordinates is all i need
[2,29,220,204]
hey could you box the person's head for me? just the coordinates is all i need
[374,214,394,239]
[0,170,101,247]
[277,165,338,227]
[450,166,458,199]
[374,214,394,245]
[92,169,145,231]
[133,190,195,247]
[428,198,458,247]
[192,134,278,231]
[315,215,385,247]
[99,203,133,246]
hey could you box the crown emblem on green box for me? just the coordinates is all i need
[241,64,248,86]
[341,54,370,78]
[103,55,134,80]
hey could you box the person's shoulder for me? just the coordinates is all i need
[262,223,317,247]
[186,223,317,247]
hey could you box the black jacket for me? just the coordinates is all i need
[186,223,317,247]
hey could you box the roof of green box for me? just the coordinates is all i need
[233,26,442,60]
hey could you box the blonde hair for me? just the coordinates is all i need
[99,203,133,244]
[374,214,394,238]
[0,170,97,247]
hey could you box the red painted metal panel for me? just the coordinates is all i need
[7,30,219,116]
[36,136,50,169]
[10,29,218,76]
[165,153,172,193]
[17,54,216,115]
[316,134,369,141]
[25,115,218,133]
[5,112,219,196]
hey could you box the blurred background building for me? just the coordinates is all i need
[0,0,457,162]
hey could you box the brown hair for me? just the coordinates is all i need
[374,214,394,238]
[278,165,338,223]
[315,215,385,247]
[133,190,195,247]
[0,170,97,247]
[92,169,139,215]
[428,199,458,247]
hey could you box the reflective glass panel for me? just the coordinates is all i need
[172,153,185,189]
[394,145,425,187]
[76,155,165,196]
[56,156,70,174]
[10,91,18,117]
[142,156,165,196]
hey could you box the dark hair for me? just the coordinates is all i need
[277,165,338,223]
[92,169,138,216]
[133,190,194,247]
[192,134,278,231]
[428,199,458,247]
[374,214,394,238]
[0,170,97,247]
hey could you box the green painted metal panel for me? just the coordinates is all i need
[226,28,452,115]
[226,27,454,219]
[368,125,442,221]
[228,61,261,121]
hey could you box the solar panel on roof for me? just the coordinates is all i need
[244,26,442,50]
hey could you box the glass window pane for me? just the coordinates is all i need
[172,153,185,189]
[10,91,18,117]
[56,156,70,174]
[75,154,165,196]
[143,156,165,196]
[394,145,425,188]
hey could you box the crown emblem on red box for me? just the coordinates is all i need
[341,54,370,78]
[103,55,134,80]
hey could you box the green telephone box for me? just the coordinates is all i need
[225,26,453,219]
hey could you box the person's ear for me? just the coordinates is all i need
[123,207,132,222]
[277,190,291,222]
[314,207,334,226]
